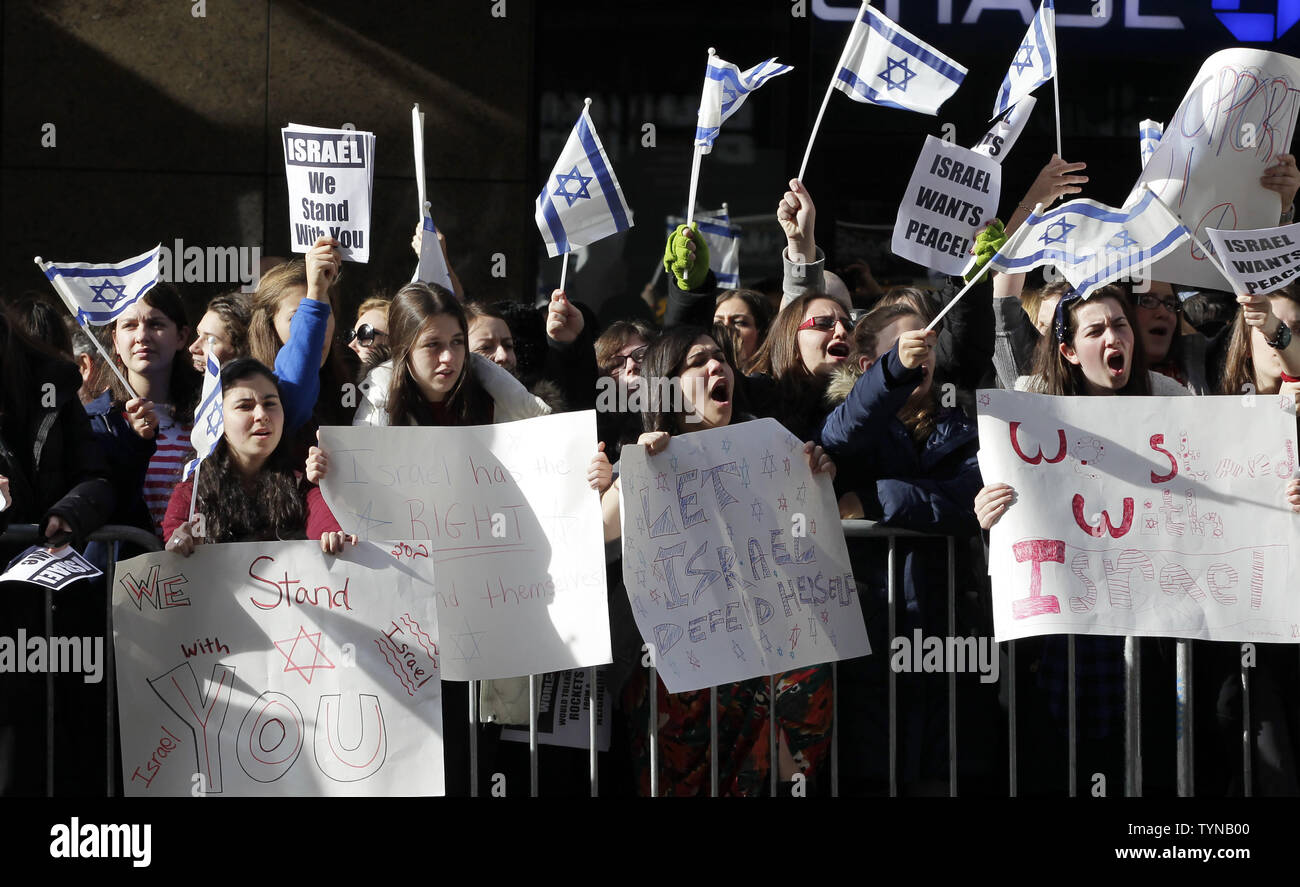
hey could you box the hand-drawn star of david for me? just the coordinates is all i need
[1039,218,1076,247]
[1106,228,1140,252]
[761,452,776,478]
[655,472,669,492]
[669,456,679,471]
[687,651,701,669]
[777,496,788,511]
[783,457,791,475]
[721,439,732,453]
[732,640,746,661]
[1011,40,1036,75]
[451,622,487,662]
[274,626,335,685]
[553,165,594,207]
[351,501,393,541]
[878,56,917,92]
[751,498,765,520]
[90,279,127,309]
[978,392,991,406]
[634,595,648,618]
[739,458,751,487]
[635,569,646,586]
[795,482,808,503]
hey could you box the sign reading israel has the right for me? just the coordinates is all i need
[977,390,1300,643]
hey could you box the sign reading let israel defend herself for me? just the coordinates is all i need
[112,542,444,797]
[977,390,1300,643]
[619,418,870,693]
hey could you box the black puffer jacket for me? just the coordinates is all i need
[0,355,114,550]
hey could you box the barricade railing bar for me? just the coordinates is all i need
[6,521,1290,798]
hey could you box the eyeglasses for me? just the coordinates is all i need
[797,314,854,333]
[345,323,386,347]
[602,345,648,376]
[1133,294,1180,314]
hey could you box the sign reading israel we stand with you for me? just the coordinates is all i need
[112,541,444,797]
[282,123,376,262]
[977,390,1300,643]
[318,411,611,683]
[619,418,870,693]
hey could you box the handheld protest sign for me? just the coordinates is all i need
[282,122,376,262]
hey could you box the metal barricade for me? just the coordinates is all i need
[0,523,162,798]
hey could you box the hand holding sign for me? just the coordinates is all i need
[974,482,1014,530]
[305,236,342,298]
[1238,292,1279,332]
[1261,154,1299,213]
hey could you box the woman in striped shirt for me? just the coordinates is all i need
[88,282,201,539]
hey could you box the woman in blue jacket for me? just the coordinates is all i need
[819,301,994,795]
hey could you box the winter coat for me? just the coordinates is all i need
[0,357,114,550]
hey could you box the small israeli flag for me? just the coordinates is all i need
[833,5,968,116]
[535,105,634,258]
[695,55,792,154]
[1139,119,1163,170]
[412,214,455,291]
[37,245,162,325]
[987,188,1189,299]
[992,0,1056,119]
[667,208,741,288]
[183,351,224,480]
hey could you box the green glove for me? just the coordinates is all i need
[966,218,1006,282]
[663,223,711,291]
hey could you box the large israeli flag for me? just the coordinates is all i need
[992,0,1056,119]
[987,188,1189,299]
[695,55,792,154]
[832,5,967,116]
[37,245,161,325]
[535,106,634,258]
[183,351,224,481]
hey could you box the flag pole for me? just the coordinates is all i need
[1051,14,1063,157]
[559,251,570,293]
[34,256,140,401]
[686,48,716,228]
[798,1,866,182]
[925,201,1043,332]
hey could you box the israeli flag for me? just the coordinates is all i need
[183,351,224,481]
[667,207,742,287]
[38,245,161,326]
[535,106,634,258]
[833,5,968,116]
[1139,119,1163,170]
[987,188,1189,299]
[695,55,792,154]
[412,214,455,291]
[992,0,1056,119]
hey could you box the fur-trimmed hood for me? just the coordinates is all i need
[824,362,864,408]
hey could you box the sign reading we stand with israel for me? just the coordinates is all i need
[977,390,1300,644]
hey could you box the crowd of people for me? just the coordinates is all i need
[1,149,1299,797]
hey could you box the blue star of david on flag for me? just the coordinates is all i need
[90,279,128,309]
[694,54,793,154]
[1039,218,1076,246]
[1106,229,1140,252]
[878,56,917,92]
[553,165,594,207]
[184,351,224,480]
[1011,40,1036,74]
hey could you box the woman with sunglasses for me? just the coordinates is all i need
[594,325,836,796]
[346,295,390,364]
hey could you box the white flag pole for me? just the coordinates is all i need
[34,256,140,401]
[924,201,1043,332]
[1050,16,1063,157]
[685,48,716,228]
[559,251,570,293]
[798,1,866,182]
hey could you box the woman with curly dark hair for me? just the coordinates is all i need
[160,357,348,555]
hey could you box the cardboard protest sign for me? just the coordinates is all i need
[1207,222,1300,295]
[893,135,1002,276]
[282,123,376,262]
[501,668,611,752]
[318,412,610,682]
[1,545,101,590]
[1134,49,1300,290]
[618,418,870,693]
[112,541,443,796]
[977,390,1300,643]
